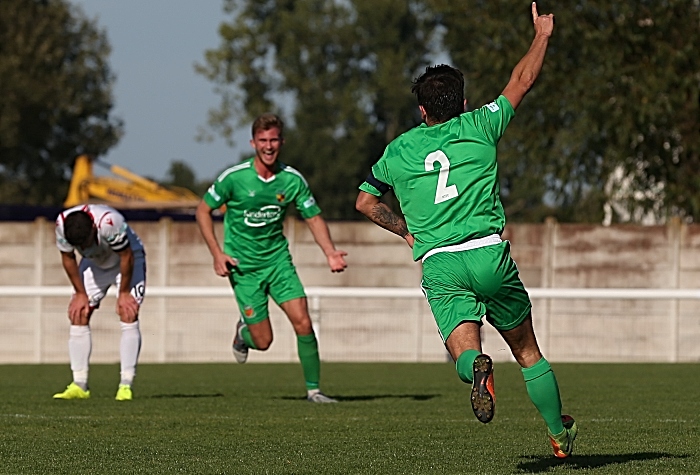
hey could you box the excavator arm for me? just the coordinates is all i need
[64,155,201,209]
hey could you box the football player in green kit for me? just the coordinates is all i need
[356,3,577,458]
[196,113,347,403]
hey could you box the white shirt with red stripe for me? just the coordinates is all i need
[55,204,143,269]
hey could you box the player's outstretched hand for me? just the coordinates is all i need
[327,249,348,273]
[532,2,554,38]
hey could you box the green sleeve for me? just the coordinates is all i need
[294,179,322,219]
[358,149,393,196]
[202,179,228,209]
[358,181,382,197]
[469,95,515,144]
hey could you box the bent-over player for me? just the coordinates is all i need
[53,204,145,401]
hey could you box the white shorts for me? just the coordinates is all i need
[77,250,146,309]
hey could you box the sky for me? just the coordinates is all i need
[72,0,248,182]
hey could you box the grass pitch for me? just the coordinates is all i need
[0,362,697,474]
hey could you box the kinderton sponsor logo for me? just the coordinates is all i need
[244,205,282,227]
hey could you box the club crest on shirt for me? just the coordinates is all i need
[243,305,255,318]
[275,190,286,203]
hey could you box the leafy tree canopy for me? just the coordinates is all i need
[197,0,438,219]
[160,160,211,197]
[200,0,700,223]
[434,0,700,223]
[0,0,122,205]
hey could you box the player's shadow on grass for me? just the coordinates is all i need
[148,393,225,399]
[516,452,689,472]
[280,394,439,402]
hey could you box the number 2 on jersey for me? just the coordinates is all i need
[424,150,458,204]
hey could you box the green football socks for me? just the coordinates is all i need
[297,333,320,390]
[455,349,481,383]
[241,325,257,349]
[522,357,565,435]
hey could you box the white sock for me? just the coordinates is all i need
[119,321,141,386]
[69,325,91,389]
[307,389,321,397]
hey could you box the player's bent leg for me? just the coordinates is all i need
[521,358,566,438]
[118,267,144,400]
[279,297,336,402]
[245,319,273,350]
[54,325,92,398]
[231,319,274,366]
[471,354,496,423]
[269,261,333,401]
[67,324,92,393]
[300,337,336,403]
[446,322,495,423]
[549,415,578,458]
[279,297,313,335]
[232,319,250,363]
[296,333,323,396]
[230,267,272,358]
[232,316,274,363]
[497,313,542,368]
[455,349,481,383]
[63,262,102,397]
[117,320,141,400]
[499,314,573,455]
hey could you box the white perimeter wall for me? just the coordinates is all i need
[1,217,699,364]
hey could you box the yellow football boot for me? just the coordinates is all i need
[53,382,90,400]
[115,384,133,401]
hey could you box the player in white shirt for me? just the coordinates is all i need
[52,204,146,401]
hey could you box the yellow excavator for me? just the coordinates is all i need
[64,155,201,209]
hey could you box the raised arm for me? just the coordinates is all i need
[501,2,554,110]
[304,215,347,273]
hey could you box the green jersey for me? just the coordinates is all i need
[359,95,515,261]
[203,158,321,271]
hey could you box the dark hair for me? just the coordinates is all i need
[411,65,465,123]
[63,211,94,246]
[251,113,284,137]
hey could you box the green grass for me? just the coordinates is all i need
[0,363,698,474]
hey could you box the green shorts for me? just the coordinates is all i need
[228,254,306,325]
[420,241,532,342]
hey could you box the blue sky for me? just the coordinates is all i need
[73,0,248,182]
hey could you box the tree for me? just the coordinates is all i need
[197,0,438,219]
[0,0,122,205]
[201,0,700,223]
[160,160,210,197]
[432,0,700,223]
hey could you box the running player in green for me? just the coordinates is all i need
[356,3,577,458]
[196,113,347,403]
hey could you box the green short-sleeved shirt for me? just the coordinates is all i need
[203,158,321,271]
[359,95,515,261]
